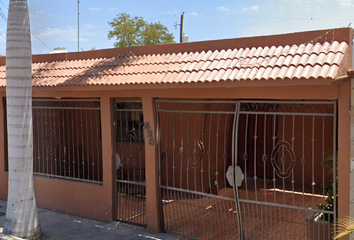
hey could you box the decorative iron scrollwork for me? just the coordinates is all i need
[186,136,204,169]
[270,141,296,178]
[45,129,57,155]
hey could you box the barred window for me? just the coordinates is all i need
[32,99,102,184]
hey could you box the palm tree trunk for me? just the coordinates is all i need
[3,0,41,238]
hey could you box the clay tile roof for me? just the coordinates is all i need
[0,28,350,88]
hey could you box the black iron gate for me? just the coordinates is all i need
[114,101,146,225]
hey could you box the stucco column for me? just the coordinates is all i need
[142,96,161,233]
[100,96,114,221]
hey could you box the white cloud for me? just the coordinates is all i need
[217,6,230,12]
[36,25,98,43]
[110,8,117,11]
[89,7,102,11]
[85,24,96,30]
[334,0,354,7]
[242,5,260,12]
[249,6,259,11]
[188,12,202,16]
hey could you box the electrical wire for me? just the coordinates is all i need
[191,12,354,23]
[0,5,52,51]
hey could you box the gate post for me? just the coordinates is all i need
[142,96,161,233]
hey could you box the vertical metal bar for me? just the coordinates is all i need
[253,114,259,240]
[90,110,95,181]
[49,108,53,175]
[54,109,58,176]
[194,113,198,191]
[45,108,49,175]
[36,109,40,174]
[263,114,268,240]
[156,101,164,230]
[85,109,89,180]
[76,108,80,179]
[177,112,185,232]
[171,112,178,232]
[272,113,276,238]
[186,113,190,190]
[244,113,252,238]
[215,114,220,195]
[282,114,285,240]
[201,113,205,196]
[311,115,315,208]
[127,109,132,221]
[63,108,67,177]
[233,102,243,240]
[322,116,325,240]
[165,113,169,188]
[66,109,71,177]
[333,103,337,235]
[81,108,85,180]
[58,109,63,177]
[180,113,183,189]
[301,115,306,237]
[208,113,213,194]
[172,112,176,188]
[223,114,228,198]
[291,115,295,239]
[95,109,100,181]
[71,108,75,178]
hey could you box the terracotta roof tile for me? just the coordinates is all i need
[1,38,348,87]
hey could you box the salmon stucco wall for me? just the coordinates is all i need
[0,83,350,227]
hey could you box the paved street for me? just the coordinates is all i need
[0,200,181,240]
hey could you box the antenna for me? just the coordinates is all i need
[78,0,80,51]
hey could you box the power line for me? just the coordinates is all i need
[0,6,52,51]
[0,0,7,9]
[198,12,354,22]
[31,34,52,51]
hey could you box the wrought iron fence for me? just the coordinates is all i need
[32,99,102,184]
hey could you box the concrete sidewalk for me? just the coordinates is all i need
[0,200,181,240]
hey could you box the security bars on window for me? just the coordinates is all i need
[32,99,102,184]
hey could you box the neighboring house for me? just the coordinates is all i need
[0,27,352,240]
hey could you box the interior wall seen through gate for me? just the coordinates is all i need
[159,102,336,195]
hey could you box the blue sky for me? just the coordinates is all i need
[0,0,353,55]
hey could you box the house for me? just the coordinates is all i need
[0,27,352,240]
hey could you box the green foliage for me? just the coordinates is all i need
[334,216,354,239]
[108,13,175,48]
[316,177,338,222]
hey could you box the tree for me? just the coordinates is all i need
[3,0,41,238]
[108,13,175,48]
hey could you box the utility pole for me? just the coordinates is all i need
[180,12,184,43]
[78,0,80,51]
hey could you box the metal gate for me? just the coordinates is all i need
[236,101,336,240]
[114,101,146,225]
[157,100,241,239]
[157,100,337,240]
